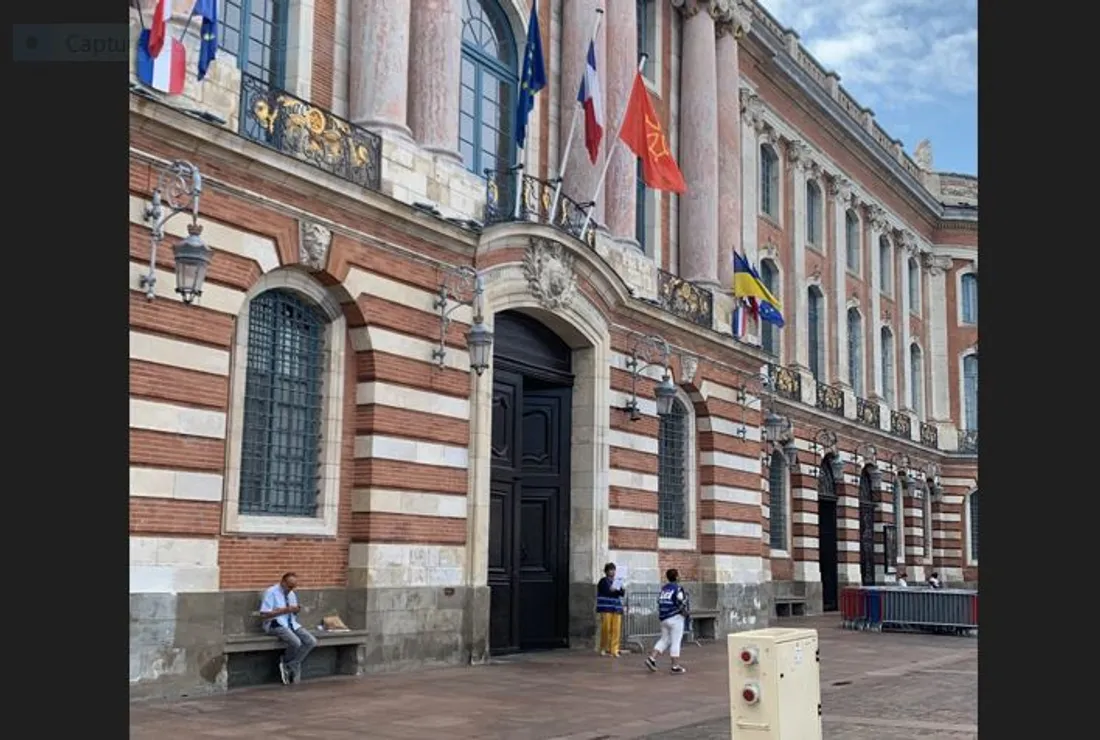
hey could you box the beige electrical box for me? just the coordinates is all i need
[727,627,821,740]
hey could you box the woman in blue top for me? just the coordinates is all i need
[596,562,626,657]
[646,568,689,674]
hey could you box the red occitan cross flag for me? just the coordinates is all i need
[618,72,686,194]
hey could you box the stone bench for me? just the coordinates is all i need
[774,597,808,618]
[224,627,370,689]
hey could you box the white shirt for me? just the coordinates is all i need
[260,584,301,632]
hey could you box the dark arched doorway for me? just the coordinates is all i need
[489,311,573,654]
[858,466,877,586]
[817,455,839,612]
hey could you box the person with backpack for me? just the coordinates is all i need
[645,569,689,674]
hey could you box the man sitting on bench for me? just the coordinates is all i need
[259,572,317,685]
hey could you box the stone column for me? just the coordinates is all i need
[898,234,913,410]
[739,90,763,265]
[603,0,639,240]
[868,206,886,399]
[715,3,750,288]
[787,140,813,369]
[831,178,853,388]
[674,0,722,287]
[559,0,605,223]
[925,254,953,421]
[408,0,463,160]
[350,0,412,136]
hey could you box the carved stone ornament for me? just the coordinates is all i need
[899,231,919,256]
[760,241,779,261]
[669,0,700,19]
[680,354,699,385]
[922,253,953,276]
[299,220,333,270]
[732,1,754,35]
[830,176,853,204]
[786,140,809,169]
[847,292,861,309]
[868,204,888,231]
[740,89,765,129]
[523,239,577,311]
[913,139,934,171]
[881,308,892,322]
[708,0,734,21]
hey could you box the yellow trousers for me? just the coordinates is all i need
[599,612,622,655]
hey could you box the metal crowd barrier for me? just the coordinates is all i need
[620,589,705,653]
[840,586,978,634]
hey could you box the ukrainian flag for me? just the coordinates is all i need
[733,252,785,328]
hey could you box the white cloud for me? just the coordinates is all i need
[757,0,977,109]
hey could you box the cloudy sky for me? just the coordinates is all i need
[758,0,977,175]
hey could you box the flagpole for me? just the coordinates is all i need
[178,8,198,41]
[548,8,604,226]
[580,53,647,242]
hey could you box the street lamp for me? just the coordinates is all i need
[141,160,212,305]
[922,461,943,500]
[888,451,912,492]
[810,429,844,480]
[623,333,678,421]
[433,266,492,376]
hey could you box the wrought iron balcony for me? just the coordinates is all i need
[768,364,802,402]
[856,397,880,428]
[959,429,978,454]
[240,74,382,192]
[815,382,845,417]
[890,410,912,440]
[920,421,939,449]
[657,269,714,328]
[483,171,597,248]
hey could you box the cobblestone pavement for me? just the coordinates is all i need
[130,616,976,740]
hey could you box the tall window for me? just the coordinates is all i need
[968,491,979,562]
[879,236,892,295]
[635,160,647,249]
[963,354,978,430]
[806,181,823,246]
[658,399,690,539]
[760,260,779,357]
[892,478,905,563]
[459,0,518,176]
[961,273,978,324]
[637,0,657,74]
[808,286,824,379]
[881,326,895,407]
[768,450,787,551]
[922,489,933,561]
[220,0,289,85]
[845,211,860,273]
[908,258,921,314]
[847,308,863,396]
[909,344,923,416]
[760,144,780,219]
[239,289,326,516]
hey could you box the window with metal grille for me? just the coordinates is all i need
[908,258,921,314]
[760,144,779,218]
[847,308,863,396]
[807,286,824,380]
[768,450,787,551]
[963,354,978,431]
[881,326,895,407]
[806,181,822,246]
[239,289,327,517]
[892,478,904,562]
[845,211,860,273]
[968,491,979,561]
[459,0,518,176]
[909,344,923,416]
[657,399,689,539]
[760,260,779,356]
[961,273,978,324]
[219,0,289,86]
[879,236,892,295]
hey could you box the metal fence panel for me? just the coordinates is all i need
[841,587,978,634]
[620,590,705,652]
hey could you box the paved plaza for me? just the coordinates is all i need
[129,616,977,739]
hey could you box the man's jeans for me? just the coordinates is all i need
[270,625,318,675]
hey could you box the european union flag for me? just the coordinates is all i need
[514,2,546,149]
[733,252,785,328]
[194,0,218,81]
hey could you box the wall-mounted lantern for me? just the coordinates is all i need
[888,451,912,492]
[809,429,845,480]
[623,333,678,421]
[853,442,882,489]
[140,160,212,304]
[922,461,943,501]
[751,371,797,469]
[433,266,492,376]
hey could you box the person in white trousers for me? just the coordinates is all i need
[646,568,690,674]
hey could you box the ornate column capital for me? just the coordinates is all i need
[899,230,920,257]
[786,139,811,171]
[670,0,702,19]
[867,204,888,232]
[829,176,853,205]
[922,253,953,276]
[715,0,752,38]
[740,89,766,129]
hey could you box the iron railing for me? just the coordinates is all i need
[239,73,382,192]
[656,269,714,328]
[856,397,880,428]
[959,429,978,454]
[769,364,802,402]
[920,422,939,449]
[815,382,844,417]
[890,410,912,440]
[483,171,597,248]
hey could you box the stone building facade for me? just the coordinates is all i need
[128,0,979,699]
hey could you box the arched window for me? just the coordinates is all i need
[968,491,979,562]
[220,0,290,85]
[879,236,892,295]
[806,180,823,246]
[658,398,691,540]
[961,273,978,324]
[768,449,788,551]
[847,308,863,396]
[881,326,895,407]
[908,257,921,314]
[845,211,860,273]
[892,478,905,563]
[760,144,780,219]
[760,259,779,357]
[459,0,518,176]
[963,354,978,431]
[909,344,923,416]
[239,289,328,516]
[808,286,824,379]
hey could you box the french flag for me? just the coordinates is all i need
[576,40,604,163]
[732,299,750,339]
[136,27,186,95]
